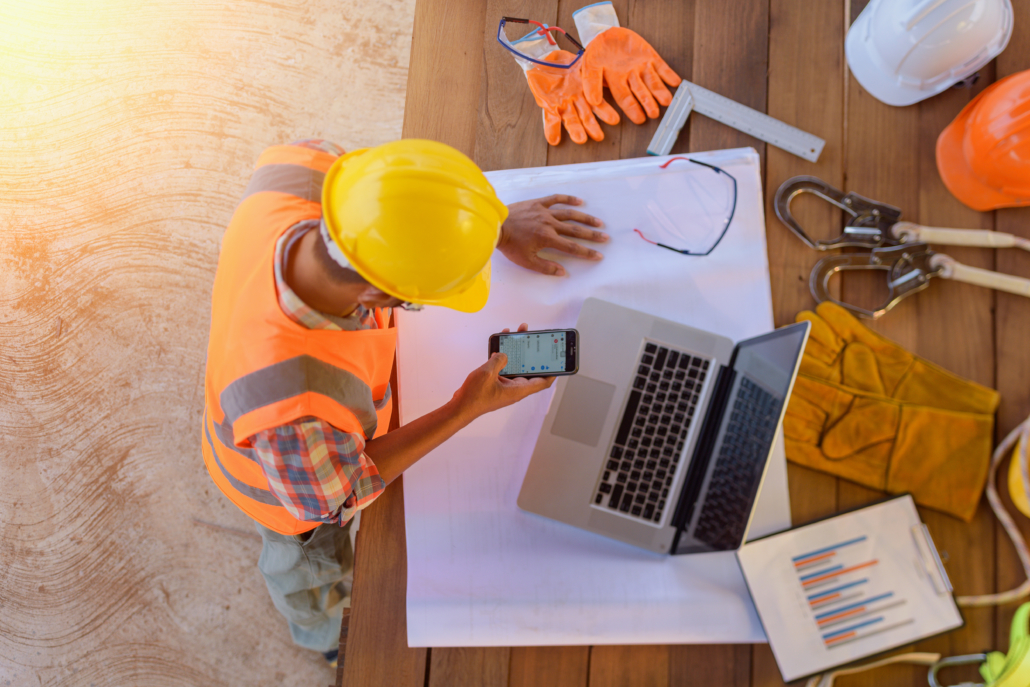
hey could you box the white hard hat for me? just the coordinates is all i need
[845,0,1013,107]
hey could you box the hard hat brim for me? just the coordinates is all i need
[936,80,1027,212]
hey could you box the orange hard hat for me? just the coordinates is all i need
[936,69,1030,212]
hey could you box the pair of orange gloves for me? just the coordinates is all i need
[524,25,681,145]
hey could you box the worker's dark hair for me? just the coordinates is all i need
[313,230,368,285]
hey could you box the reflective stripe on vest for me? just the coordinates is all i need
[202,143,397,536]
[220,355,381,440]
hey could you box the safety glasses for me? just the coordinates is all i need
[496,17,585,68]
[633,157,738,256]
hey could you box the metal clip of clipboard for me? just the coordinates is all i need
[646,81,826,162]
[912,524,953,596]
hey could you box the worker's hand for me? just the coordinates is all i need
[452,324,555,424]
[498,195,608,277]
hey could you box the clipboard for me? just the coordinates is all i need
[736,494,963,682]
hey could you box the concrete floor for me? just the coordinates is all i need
[0,1,414,684]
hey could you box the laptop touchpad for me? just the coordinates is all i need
[550,376,616,447]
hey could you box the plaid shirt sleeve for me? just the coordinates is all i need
[250,418,385,526]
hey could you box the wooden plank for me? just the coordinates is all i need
[669,645,750,687]
[402,0,488,154]
[687,0,769,164]
[474,0,556,172]
[429,647,510,687]
[993,0,1030,654]
[618,0,696,159]
[840,4,1001,684]
[589,645,670,687]
[508,646,590,687]
[340,477,427,687]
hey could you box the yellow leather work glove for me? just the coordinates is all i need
[797,302,1000,415]
[580,27,681,125]
[525,50,621,146]
[784,375,994,522]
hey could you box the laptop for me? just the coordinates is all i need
[518,298,810,555]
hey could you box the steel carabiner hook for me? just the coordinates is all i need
[809,243,943,319]
[774,176,903,250]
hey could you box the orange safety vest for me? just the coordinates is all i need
[202,144,397,536]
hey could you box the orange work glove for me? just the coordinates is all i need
[526,50,620,146]
[580,27,682,125]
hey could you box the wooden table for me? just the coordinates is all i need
[338,1,1030,685]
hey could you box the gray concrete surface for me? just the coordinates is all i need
[0,1,414,684]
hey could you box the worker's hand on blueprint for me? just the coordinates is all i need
[452,325,555,423]
[499,195,608,276]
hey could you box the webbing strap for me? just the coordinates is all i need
[204,412,280,507]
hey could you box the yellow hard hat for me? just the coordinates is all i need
[321,139,508,313]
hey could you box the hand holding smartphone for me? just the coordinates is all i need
[488,328,579,378]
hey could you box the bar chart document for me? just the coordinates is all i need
[736,495,963,682]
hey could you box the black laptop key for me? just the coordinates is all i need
[627,481,638,492]
[659,381,670,391]
[666,350,679,368]
[650,371,661,382]
[634,493,646,505]
[644,426,655,436]
[642,354,654,365]
[616,472,627,484]
[646,383,657,393]
[630,470,641,481]
[655,469,667,480]
[643,471,654,482]
[633,459,645,469]
[633,376,646,390]
[645,343,657,354]
[631,428,642,438]
[628,439,639,450]
[621,460,632,471]
[678,356,690,369]
[607,460,619,470]
[646,459,657,470]
[608,484,623,508]
[671,382,682,392]
[599,483,612,494]
[642,393,654,405]
[649,448,661,459]
[660,414,671,425]
[662,369,674,380]
[656,426,667,437]
[631,505,642,516]
[674,370,685,381]
[659,458,669,468]
[654,347,668,370]
[611,446,623,459]
[643,503,655,519]
[620,493,633,512]
[677,401,688,412]
[687,368,698,379]
[670,424,681,435]
[595,494,603,504]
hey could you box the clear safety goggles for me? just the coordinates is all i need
[632,157,738,256]
[496,17,585,69]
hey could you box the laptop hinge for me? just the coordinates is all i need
[670,364,735,549]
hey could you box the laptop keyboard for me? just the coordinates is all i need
[693,377,780,549]
[593,342,709,524]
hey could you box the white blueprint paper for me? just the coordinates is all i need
[398,148,790,647]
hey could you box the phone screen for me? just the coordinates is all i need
[499,331,567,376]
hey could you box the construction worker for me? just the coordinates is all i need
[201,138,608,665]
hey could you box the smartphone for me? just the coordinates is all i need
[488,329,579,378]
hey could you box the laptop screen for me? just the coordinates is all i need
[672,321,810,554]
[732,322,810,402]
